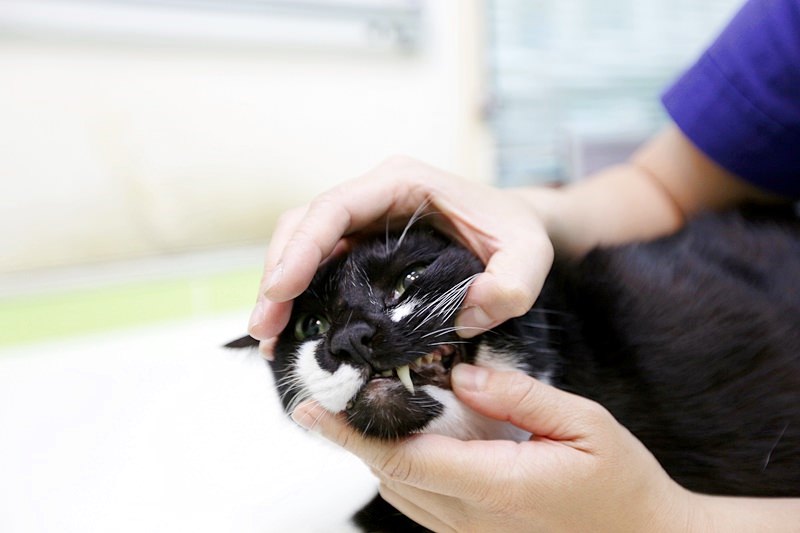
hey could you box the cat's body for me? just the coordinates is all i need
[229,209,800,531]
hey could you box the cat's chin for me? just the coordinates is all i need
[343,379,444,439]
[340,344,465,439]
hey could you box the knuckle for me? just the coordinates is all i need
[275,206,305,228]
[287,227,323,257]
[308,193,352,227]
[334,424,359,452]
[307,192,338,213]
[494,277,536,317]
[578,399,612,427]
[508,372,539,408]
[379,153,416,169]
[377,447,414,483]
[448,508,475,533]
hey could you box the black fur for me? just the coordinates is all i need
[229,209,800,530]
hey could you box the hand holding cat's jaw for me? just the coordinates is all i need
[292,365,694,533]
[250,155,559,343]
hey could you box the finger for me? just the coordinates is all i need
[257,337,277,362]
[455,233,553,338]
[264,206,308,275]
[248,206,307,339]
[291,401,518,500]
[378,484,455,533]
[451,364,606,442]
[249,300,292,341]
[249,239,353,340]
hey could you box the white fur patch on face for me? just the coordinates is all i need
[295,340,364,413]
[390,298,419,323]
[421,386,531,442]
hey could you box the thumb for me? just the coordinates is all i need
[451,364,605,441]
[455,243,552,338]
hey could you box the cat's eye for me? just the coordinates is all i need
[294,313,331,341]
[393,265,428,299]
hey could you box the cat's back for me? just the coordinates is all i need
[552,209,800,496]
[570,209,800,343]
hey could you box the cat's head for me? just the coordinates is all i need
[268,227,491,439]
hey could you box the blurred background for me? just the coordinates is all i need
[0,0,741,531]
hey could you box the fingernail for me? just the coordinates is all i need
[263,262,284,297]
[455,306,493,337]
[452,364,489,392]
[248,297,267,333]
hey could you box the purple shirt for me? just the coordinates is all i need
[662,0,800,197]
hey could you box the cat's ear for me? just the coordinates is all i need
[223,335,260,349]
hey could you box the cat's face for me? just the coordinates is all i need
[269,228,486,439]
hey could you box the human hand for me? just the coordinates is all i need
[247,156,555,351]
[291,364,695,533]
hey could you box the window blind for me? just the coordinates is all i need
[0,0,422,51]
[486,0,743,185]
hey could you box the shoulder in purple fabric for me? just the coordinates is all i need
[662,0,800,197]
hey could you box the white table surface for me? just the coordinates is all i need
[0,313,377,533]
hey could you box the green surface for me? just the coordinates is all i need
[0,268,261,347]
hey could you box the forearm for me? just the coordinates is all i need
[515,125,782,258]
[517,162,684,258]
[693,493,800,532]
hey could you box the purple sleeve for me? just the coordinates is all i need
[661,0,800,197]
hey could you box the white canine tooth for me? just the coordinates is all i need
[395,365,414,394]
[414,357,424,367]
[424,354,434,365]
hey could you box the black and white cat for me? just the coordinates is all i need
[229,208,800,531]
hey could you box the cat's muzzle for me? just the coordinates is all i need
[363,343,461,397]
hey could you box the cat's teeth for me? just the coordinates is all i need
[414,357,424,368]
[423,354,434,365]
[380,370,393,377]
[395,365,414,394]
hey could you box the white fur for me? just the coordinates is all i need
[475,343,552,386]
[422,386,531,442]
[294,340,364,413]
[390,299,419,323]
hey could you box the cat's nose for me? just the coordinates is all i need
[330,322,375,365]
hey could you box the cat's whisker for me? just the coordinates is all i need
[355,264,378,305]
[522,322,565,331]
[285,390,313,419]
[384,215,391,256]
[427,340,470,347]
[531,307,572,316]
[393,199,433,253]
[360,418,374,439]
[421,325,495,338]
[410,274,479,332]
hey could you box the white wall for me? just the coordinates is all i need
[0,0,491,273]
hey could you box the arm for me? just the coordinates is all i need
[519,124,783,259]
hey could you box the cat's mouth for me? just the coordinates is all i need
[369,344,462,394]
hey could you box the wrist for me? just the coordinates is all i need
[631,477,707,533]
[511,185,585,258]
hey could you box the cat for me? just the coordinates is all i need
[227,207,800,532]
